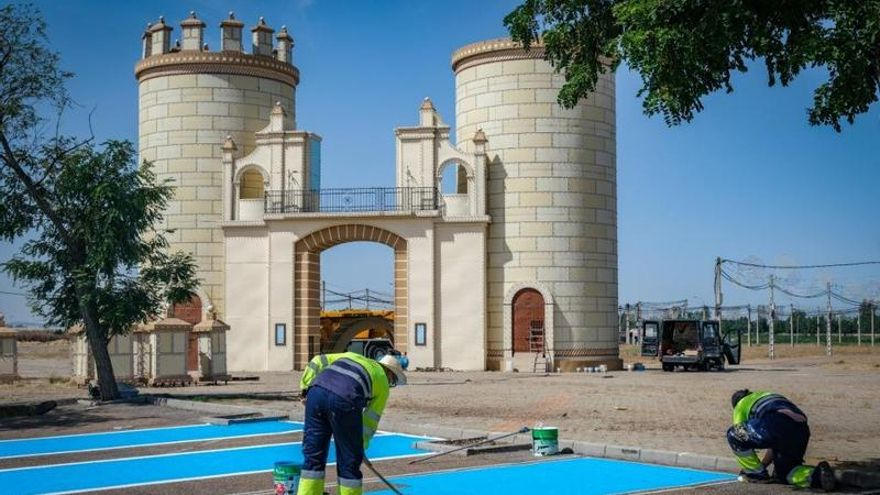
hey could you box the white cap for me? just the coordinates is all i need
[378,355,407,387]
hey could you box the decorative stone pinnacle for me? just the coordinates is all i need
[421,97,434,110]
[473,128,488,143]
[223,135,237,151]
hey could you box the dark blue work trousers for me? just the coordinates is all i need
[727,412,811,482]
[301,386,365,487]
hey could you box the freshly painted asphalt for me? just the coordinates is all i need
[371,456,736,495]
[0,420,304,459]
[0,433,428,495]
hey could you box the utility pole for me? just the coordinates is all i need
[755,307,760,346]
[365,289,370,310]
[837,313,842,344]
[871,303,875,347]
[714,257,723,332]
[321,281,326,310]
[768,275,775,360]
[826,282,833,357]
[816,312,820,346]
[790,304,795,347]
[747,305,752,347]
[857,309,862,346]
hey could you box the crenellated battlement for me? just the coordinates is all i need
[135,12,299,86]
[140,11,295,65]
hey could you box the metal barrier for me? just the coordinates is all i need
[265,187,437,214]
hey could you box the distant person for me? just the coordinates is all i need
[297,352,407,495]
[727,389,836,491]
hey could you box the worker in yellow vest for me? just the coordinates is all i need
[297,352,406,495]
[728,389,835,491]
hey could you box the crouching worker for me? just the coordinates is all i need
[297,353,407,495]
[727,389,835,491]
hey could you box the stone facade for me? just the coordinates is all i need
[452,39,620,370]
[136,12,297,318]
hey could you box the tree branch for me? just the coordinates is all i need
[0,130,75,247]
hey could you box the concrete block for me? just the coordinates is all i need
[639,448,679,466]
[714,457,741,473]
[676,452,720,471]
[571,441,606,458]
[606,444,641,461]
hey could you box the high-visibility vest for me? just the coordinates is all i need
[732,391,775,425]
[301,352,390,448]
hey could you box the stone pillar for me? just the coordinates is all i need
[251,17,275,57]
[136,11,299,318]
[276,26,294,63]
[220,12,245,52]
[0,321,18,383]
[452,39,620,371]
[180,11,206,51]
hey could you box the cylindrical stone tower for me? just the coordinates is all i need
[452,39,621,371]
[135,12,298,318]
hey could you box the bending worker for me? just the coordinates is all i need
[727,389,835,491]
[297,353,407,495]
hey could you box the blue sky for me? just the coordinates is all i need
[1,0,879,324]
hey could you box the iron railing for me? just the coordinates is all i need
[265,187,438,214]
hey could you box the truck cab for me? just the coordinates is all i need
[641,319,741,371]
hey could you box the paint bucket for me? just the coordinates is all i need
[273,461,301,495]
[532,427,559,456]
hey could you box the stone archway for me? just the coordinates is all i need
[327,316,395,353]
[512,288,544,354]
[503,282,554,371]
[294,224,407,370]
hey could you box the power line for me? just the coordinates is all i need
[0,290,27,297]
[722,259,880,270]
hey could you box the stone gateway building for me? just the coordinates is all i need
[136,12,620,374]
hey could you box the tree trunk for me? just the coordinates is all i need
[85,323,119,401]
[79,299,119,401]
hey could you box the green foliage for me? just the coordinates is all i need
[504,0,880,130]
[0,3,198,398]
[1,141,199,338]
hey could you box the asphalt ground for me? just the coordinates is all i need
[1,403,877,495]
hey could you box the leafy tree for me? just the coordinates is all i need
[504,1,880,130]
[0,4,198,400]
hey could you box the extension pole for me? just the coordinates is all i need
[409,427,530,465]
[363,457,403,495]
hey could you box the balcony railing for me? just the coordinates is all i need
[264,187,438,214]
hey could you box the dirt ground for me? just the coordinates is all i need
[4,342,880,465]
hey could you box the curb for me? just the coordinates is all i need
[152,397,739,474]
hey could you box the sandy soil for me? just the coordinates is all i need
[4,342,879,465]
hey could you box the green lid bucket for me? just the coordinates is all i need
[273,461,301,495]
[532,426,559,456]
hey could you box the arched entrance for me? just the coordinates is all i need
[171,295,202,371]
[326,316,395,353]
[512,288,544,354]
[294,224,407,370]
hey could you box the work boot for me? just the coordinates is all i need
[811,461,837,492]
[738,470,774,484]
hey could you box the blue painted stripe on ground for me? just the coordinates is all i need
[0,421,304,459]
[1,434,428,495]
[372,457,736,495]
